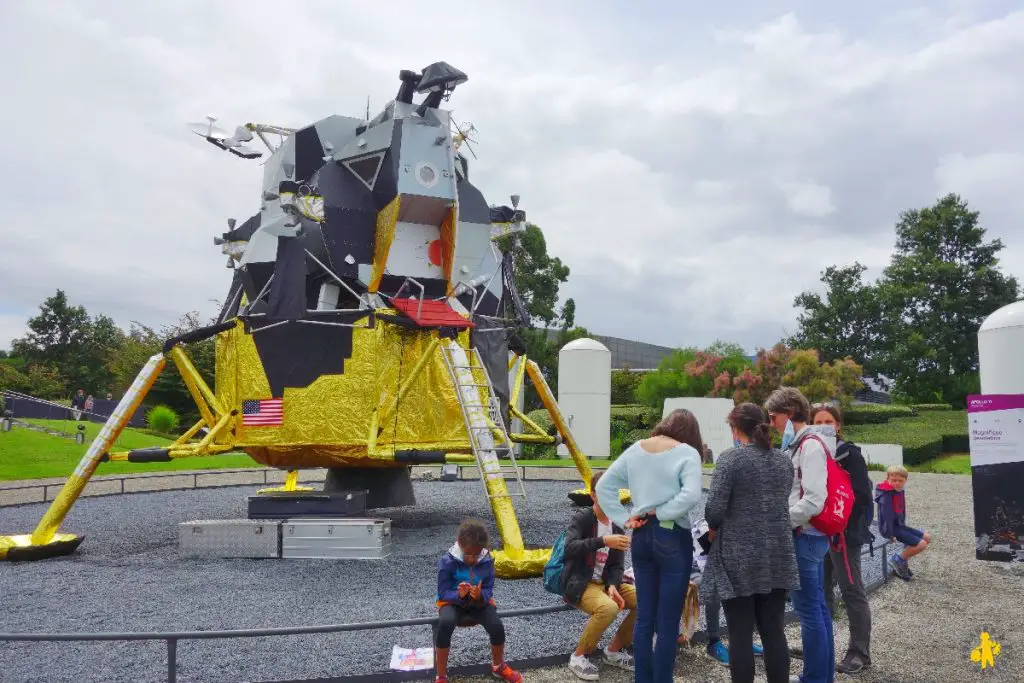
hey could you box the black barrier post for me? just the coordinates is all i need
[167,638,177,683]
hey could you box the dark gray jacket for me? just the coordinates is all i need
[701,444,799,602]
[560,508,626,605]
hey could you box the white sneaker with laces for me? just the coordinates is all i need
[603,647,634,670]
[569,653,600,681]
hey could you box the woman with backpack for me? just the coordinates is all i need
[702,403,798,683]
[596,409,704,683]
[811,404,874,674]
[764,387,838,683]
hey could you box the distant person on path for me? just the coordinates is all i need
[812,404,874,674]
[70,389,86,421]
[561,471,636,680]
[703,403,798,683]
[876,465,931,581]
[84,395,95,416]
[597,409,704,683]
[433,520,522,683]
[764,387,836,683]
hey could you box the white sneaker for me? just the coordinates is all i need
[603,647,634,671]
[569,654,600,681]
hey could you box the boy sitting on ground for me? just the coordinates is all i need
[434,520,522,683]
[875,464,931,580]
[562,472,637,680]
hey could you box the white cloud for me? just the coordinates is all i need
[778,180,837,218]
[0,1,1022,356]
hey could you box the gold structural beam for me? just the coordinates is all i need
[0,352,167,561]
[370,335,441,455]
[524,357,593,490]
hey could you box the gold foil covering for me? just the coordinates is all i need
[216,319,475,468]
[493,547,552,579]
[369,195,401,292]
[0,533,80,561]
[440,206,457,293]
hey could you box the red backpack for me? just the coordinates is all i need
[796,433,856,581]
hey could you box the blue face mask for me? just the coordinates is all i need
[780,419,796,449]
[733,438,742,447]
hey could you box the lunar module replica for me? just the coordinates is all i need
[0,62,594,576]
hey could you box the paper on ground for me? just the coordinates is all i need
[390,645,434,671]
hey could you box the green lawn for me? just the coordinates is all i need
[0,420,257,481]
[911,453,971,474]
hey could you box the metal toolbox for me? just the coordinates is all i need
[281,518,392,560]
[178,519,281,558]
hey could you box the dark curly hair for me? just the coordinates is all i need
[456,519,489,550]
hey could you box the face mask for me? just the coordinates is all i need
[733,438,742,447]
[780,419,796,449]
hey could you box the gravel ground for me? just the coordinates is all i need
[0,476,893,683]
[473,472,1024,683]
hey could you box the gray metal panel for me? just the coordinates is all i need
[451,221,495,286]
[395,119,455,202]
[178,519,281,558]
[281,518,393,559]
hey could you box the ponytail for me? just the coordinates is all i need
[728,402,773,450]
[751,422,772,449]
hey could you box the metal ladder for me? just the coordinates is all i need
[440,339,527,502]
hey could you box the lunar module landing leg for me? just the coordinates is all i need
[0,330,238,561]
[0,353,167,560]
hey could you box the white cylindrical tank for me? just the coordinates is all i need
[979,300,1024,394]
[557,338,611,459]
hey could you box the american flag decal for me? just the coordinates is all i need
[242,398,283,426]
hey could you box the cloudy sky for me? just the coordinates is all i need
[1,1,1022,354]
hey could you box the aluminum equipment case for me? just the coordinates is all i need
[179,519,281,558]
[281,518,392,559]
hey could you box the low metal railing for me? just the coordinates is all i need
[0,542,893,683]
[0,604,573,683]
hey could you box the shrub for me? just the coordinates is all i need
[844,404,915,425]
[523,408,555,435]
[912,403,952,412]
[942,434,970,453]
[903,437,943,466]
[146,405,180,435]
[866,462,888,472]
[610,405,660,430]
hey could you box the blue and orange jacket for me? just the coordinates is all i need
[874,481,906,539]
[435,543,496,609]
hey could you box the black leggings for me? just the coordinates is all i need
[435,604,505,649]
[721,589,789,683]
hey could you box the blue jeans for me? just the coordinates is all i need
[631,521,692,683]
[790,532,835,683]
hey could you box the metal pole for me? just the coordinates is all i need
[166,638,177,683]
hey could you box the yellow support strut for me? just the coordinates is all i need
[0,352,166,561]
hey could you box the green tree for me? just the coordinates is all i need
[877,194,1019,404]
[499,223,581,408]
[611,366,643,404]
[635,348,706,408]
[789,263,883,371]
[11,290,125,395]
[792,194,1020,407]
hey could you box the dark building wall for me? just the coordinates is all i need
[542,330,675,370]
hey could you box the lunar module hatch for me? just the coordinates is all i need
[1,62,594,576]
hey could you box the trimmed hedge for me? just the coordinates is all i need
[844,404,916,425]
[610,405,660,430]
[912,403,952,412]
[942,434,970,453]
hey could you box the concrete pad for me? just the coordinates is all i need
[82,479,125,498]
[195,471,267,488]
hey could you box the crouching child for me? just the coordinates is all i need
[434,520,522,683]
[562,472,637,680]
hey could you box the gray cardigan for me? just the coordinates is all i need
[700,444,800,603]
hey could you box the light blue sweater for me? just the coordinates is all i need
[595,440,704,529]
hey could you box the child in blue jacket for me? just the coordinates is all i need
[875,465,931,580]
[434,520,522,683]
